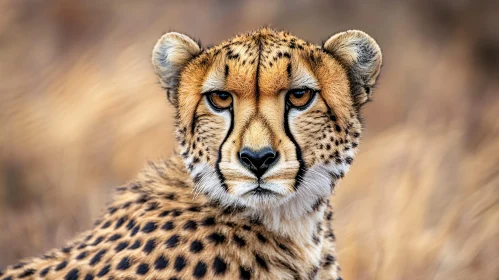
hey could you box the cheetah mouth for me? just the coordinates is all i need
[246,186,275,196]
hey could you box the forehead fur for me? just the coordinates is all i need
[177,28,353,135]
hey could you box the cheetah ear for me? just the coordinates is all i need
[323,30,382,107]
[152,32,201,105]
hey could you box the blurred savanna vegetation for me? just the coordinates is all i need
[1,0,498,279]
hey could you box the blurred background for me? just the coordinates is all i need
[1,0,498,279]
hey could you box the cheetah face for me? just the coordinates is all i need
[152,29,382,214]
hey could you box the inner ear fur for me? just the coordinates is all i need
[323,30,382,107]
[152,32,202,106]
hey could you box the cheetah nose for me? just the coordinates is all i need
[238,147,279,178]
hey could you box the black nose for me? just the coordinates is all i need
[238,147,278,177]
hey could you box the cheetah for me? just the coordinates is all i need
[0,27,382,280]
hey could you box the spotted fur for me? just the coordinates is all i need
[1,28,382,280]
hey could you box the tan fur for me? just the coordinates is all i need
[1,28,382,280]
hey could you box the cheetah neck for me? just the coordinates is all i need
[158,153,337,265]
[138,156,340,278]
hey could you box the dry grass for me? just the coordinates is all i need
[1,1,498,279]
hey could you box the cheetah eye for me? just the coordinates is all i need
[287,88,315,109]
[206,91,233,111]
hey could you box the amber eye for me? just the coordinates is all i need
[287,88,315,108]
[206,91,233,110]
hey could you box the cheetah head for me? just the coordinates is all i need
[152,28,382,217]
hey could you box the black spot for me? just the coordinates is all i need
[39,267,51,277]
[239,266,251,280]
[329,112,338,122]
[284,52,291,58]
[312,198,324,211]
[183,220,198,231]
[83,273,94,280]
[62,246,72,253]
[308,266,319,279]
[278,243,295,257]
[174,256,187,272]
[18,269,36,278]
[190,240,204,253]
[115,241,129,252]
[159,210,170,217]
[162,221,175,231]
[108,233,122,241]
[76,251,88,260]
[201,217,215,226]
[206,232,226,245]
[256,233,267,243]
[55,260,67,271]
[171,209,182,217]
[345,157,353,164]
[213,256,227,275]
[224,64,229,77]
[286,63,292,78]
[353,132,360,138]
[135,194,149,204]
[91,236,104,246]
[101,221,111,229]
[129,240,141,249]
[242,225,252,231]
[126,219,136,230]
[327,212,333,220]
[122,201,132,208]
[255,253,269,271]
[108,206,118,214]
[136,263,149,275]
[193,262,207,279]
[89,249,106,265]
[146,201,159,211]
[130,225,140,236]
[310,54,316,63]
[154,255,169,270]
[64,269,79,280]
[12,262,25,269]
[165,234,181,248]
[324,254,336,266]
[142,222,158,233]
[313,234,321,244]
[115,216,127,229]
[97,264,110,277]
[143,238,157,254]
[164,193,176,200]
[233,234,246,247]
[117,257,131,270]
[187,206,201,212]
[335,124,342,132]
